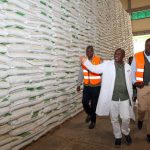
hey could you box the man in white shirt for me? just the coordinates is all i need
[131,38,150,143]
[80,48,135,146]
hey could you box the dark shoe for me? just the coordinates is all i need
[133,97,137,102]
[89,122,95,129]
[125,135,132,145]
[147,135,150,143]
[138,120,143,130]
[85,115,91,123]
[115,138,121,146]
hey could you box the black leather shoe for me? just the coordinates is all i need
[115,138,121,146]
[89,122,95,129]
[125,135,132,145]
[138,120,143,130]
[147,135,150,143]
[85,115,91,123]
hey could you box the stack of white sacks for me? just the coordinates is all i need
[0,0,133,149]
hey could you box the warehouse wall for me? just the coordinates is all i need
[132,18,150,33]
[0,0,132,149]
[120,0,128,10]
[131,0,150,8]
[120,0,150,34]
[130,0,150,34]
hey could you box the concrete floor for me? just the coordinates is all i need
[24,111,150,150]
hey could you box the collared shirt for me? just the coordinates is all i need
[112,62,129,101]
[131,51,150,84]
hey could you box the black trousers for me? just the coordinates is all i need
[82,86,101,123]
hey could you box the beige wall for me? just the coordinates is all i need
[120,0,150,10]
[131,0,150,8]
[132,18,150,33]
[120,0,150,34]
[131,0,150,34]
[120,0,128,10]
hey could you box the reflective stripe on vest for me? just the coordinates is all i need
[82,55,101,85]
[84,76,101,79]
[135,51,145,82]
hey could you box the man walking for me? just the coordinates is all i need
[131,38,150,142]
[80,48,135,145]
[77,46,102,129]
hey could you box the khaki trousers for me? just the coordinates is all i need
[137,85,150,134]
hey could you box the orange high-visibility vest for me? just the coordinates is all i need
[82,55,101,86]
[135,51,145,82]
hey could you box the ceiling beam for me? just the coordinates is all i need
[133,30,150,36]
[128,0,131,10]
[127,5,150,13]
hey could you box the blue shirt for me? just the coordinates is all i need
[131,51,150,84]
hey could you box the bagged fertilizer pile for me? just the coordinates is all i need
[0,0,133,149]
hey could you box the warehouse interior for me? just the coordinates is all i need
[0,0,150,150]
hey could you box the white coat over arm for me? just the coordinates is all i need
[83,60,135,120]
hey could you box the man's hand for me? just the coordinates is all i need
[80,56,87,64]
[134,82,144,89]
[76,86,80,92]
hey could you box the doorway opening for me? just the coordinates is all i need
[133,34,150,54]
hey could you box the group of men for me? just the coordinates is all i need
[77,38,150,146]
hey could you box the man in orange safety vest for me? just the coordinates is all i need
[77,46,102,129]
